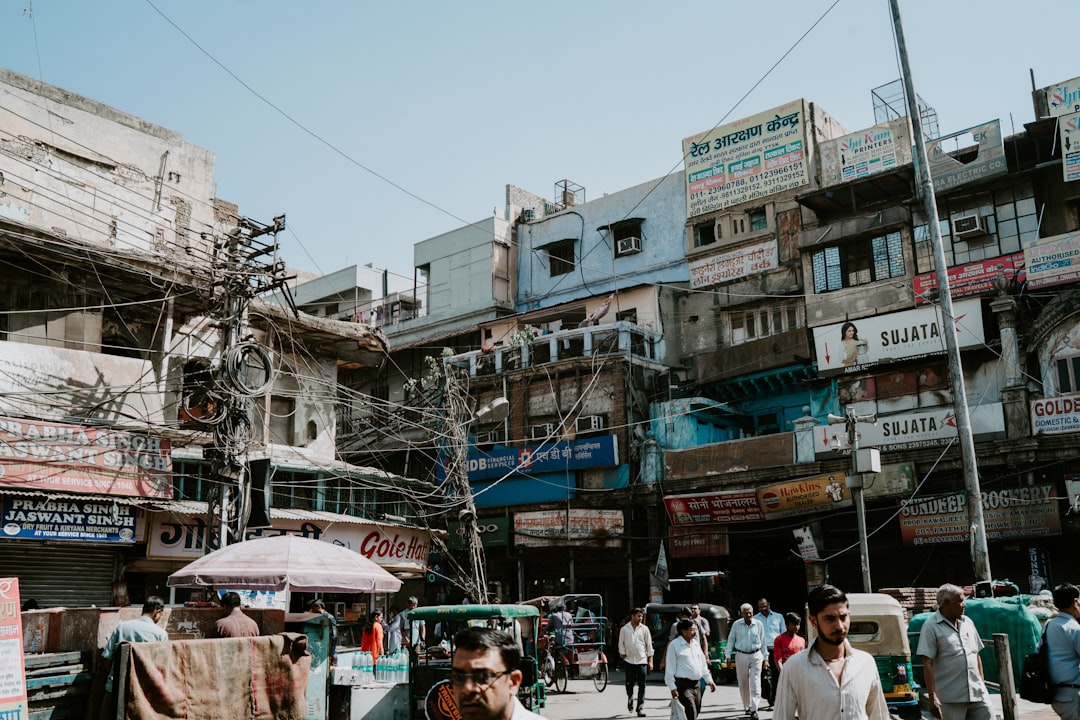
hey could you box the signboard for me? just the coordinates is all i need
[913,253,1025,304]
[757,473,851,518]
[862,462,916,500]
[513,509,623,548]
[0,416,171,498]
[459,437,618,482]
[0,578,27,720]
[792,527,821,562]
[1063,112,1080,183]
[664,490,763,525]
[817,403,1005,455]
[898,486,1061,546]
[1025,231,1080,289]
[926,120,1007,193]
[1043,76,1080,118]
[1031,393,1080,435]
[683,99,810,218]
[819,119,912,185]
[688,240,778,289]
[669,525,728,558]
[812,298,984,376]
[147,515,431,571]
[447,517,510,549]
[1,497,142,542]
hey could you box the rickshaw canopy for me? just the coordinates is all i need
[407,604,539,621]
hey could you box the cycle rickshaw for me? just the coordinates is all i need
[524,593,610,693]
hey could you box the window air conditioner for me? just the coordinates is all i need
[575,415,605,433]
[531,423,555,440]
[616,236,642,255]
[951,214,987,239]
[522,208,536,223]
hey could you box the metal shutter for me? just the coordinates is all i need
[0,542,117,608]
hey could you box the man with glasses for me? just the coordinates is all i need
[451,626,543,720]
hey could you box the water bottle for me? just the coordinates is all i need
[394,650,404,683]
[361,651,373,684]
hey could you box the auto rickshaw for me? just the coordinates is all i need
[807,593,920,718]
[645,602,733,683]
[407,604,545,719]
[522,594,609,693]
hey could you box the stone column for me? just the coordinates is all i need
[990,272,1030,438]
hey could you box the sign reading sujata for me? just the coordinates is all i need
[898,486,1060,546]
[812,299,984,376]
[458,437,618,482]
[818,403,1005,455]
[147,515,430,571]
[0,415,171,498]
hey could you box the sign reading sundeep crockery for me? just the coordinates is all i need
[0,415,171,497]
[898,487,1060,546]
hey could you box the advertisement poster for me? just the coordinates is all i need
[688,240,778,289]
[757,473,851,519]
[1043,76,1080,118]
[0,416,171,498]
[513,509,623,548]
[818,403,1005,455]
[663,490,763,525]
[812,298,984,376]
[926,120,1007,193]
[819,119,912,185]
[1031,393,1080,435]
[913,253,1025,304]
[1025,231,1080,288]
[1,497,142,542]
[1063,111,1080,183]
[683,99,810,218]
[898,487,1060,546]
[0,578,27,720]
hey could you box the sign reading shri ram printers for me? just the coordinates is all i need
[0,415,171,498]
[683,99,810,218]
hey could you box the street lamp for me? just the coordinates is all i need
[828,410,880,593]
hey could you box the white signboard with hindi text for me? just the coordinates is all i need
[688,240,778,289]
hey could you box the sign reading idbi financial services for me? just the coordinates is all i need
[683,99,810,218]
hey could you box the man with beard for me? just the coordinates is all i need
[451,626,543,720]
[773,585,888,720]
[917,584,993,720]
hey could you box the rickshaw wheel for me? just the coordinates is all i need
[552,656,569,693]
[593,662,608,692]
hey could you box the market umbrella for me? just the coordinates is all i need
[167,534,403,593]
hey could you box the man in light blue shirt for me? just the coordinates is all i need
[1047,583,1080,720]
[100,597,169,719]
[754,597,786,707]
[728,603,766,719]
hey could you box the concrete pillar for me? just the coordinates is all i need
[990,273,1030,438]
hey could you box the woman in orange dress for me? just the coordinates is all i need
[361,610,384,662]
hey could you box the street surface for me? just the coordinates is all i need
[537,669,1057,720]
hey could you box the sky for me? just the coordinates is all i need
[1,1,1075,283]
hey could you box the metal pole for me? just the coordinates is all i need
[847,414,872,593]
[888,0,992,581]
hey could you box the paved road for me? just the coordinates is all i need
[537,670,1056,720]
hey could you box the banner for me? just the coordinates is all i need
[792,527,821,562]
[913,253,1025,304]
[688,240,778,289]
[664,490,763,525]
[653,543,670,589]
[819,119,912,185]
[1063,111,1080,183]
[512,509,623,548]
[898,487,1060,546]
[757,473,852,518]
[2,497,142,542]
[0,416,171,498]
[683,99,810,218]
[0,578,27,720]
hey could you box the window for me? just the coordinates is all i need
[812,231,905,293]
[616,308,638,324]
[749,209,768,231]
[725,300,803,345]
[694,221,716,247]
[611,219,644,257]
[547,240,575,276]
[1057,356,1080,393]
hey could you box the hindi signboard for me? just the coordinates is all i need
[683,99,810,218]
[664,490,763,525]
[0,416,171,498]
[458,437,618,482]
[688,240,778,289]
[513,509,624,548]
[913,253,1025,304]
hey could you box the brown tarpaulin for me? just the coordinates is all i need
[122,633,310,720]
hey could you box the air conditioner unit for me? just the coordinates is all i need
[575,415,605,433]
[522,208,536,223]
[616,236,642,255]
[531,423,555,440]
[952,214,987,239]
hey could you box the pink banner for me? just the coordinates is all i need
[0,578,27,719]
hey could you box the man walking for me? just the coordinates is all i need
[773,584,888,720]
[1045,583,1080,720]
[754,597,785,707]
[665,619,716,720]
[917,583,993,720]
[690,603,710,653]
[727,603,765,719]
[100,597,169,719]
[619,607,653,717]
[215,591,260,638]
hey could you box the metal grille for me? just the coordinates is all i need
[0,541,117,608]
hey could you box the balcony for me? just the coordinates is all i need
[451,321,664,378]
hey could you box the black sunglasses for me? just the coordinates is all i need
[449,669,508,687]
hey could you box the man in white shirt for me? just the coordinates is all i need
[619,607,653,717]
[754,597,786,707]
[665,619,716,720]
[773,584,888,720]
[727,603,766,719]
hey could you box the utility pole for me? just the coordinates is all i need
[889,0,992,581]
[829,410,880,593]
[204,214,291,552]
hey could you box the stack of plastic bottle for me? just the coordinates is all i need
[372,650,409,684]
[354,650,374,684]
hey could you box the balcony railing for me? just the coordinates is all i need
[449,321,663,378]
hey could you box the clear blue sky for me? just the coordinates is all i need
[2,1,1074,280]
